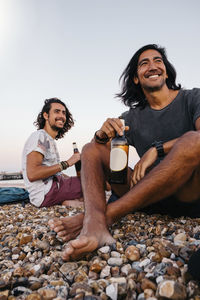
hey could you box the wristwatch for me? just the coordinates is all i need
[152,141,165,158]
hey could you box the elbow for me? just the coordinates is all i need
[27,172,37,182]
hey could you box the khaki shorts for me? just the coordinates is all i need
[40,175,82,207]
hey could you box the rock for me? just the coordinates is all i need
[174,232,187,246]
[106,283,118,300]
[100,265,111,279]
[36,240,50,251]
[121,264,131,275]
[60,262,78,274]
[107,257,123,267]
[70,282,92,297]
[38,287,57,299]
[125,245,140,261]
[19,234,33,245]
[89,263,103,273]
[26,294,42,300]
[141,278,157,291]
[157,280,187,299]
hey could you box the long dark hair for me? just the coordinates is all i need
[34,98,74,139]
[117,44,181,108]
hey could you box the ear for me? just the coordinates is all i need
[43,112,48,120]
[134,75,139,85]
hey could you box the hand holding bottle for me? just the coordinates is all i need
[67,153,81,167]
[99,118,129,139]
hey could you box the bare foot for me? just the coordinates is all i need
[62,199,84,208]
[62,229,115,261]
[48,213,84,242]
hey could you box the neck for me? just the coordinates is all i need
[144,86,179,110]
[43,123,58,139]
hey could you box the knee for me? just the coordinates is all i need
[178,131,200,158]
[82,142,96,156]
[81,141,110,162]
[181,131,200,148]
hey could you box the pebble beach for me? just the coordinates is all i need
[1,200,200,300]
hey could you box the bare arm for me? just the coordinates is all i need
[27,151,81,182]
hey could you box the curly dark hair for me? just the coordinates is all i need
[34,98,74,139]
[117,44,181,108]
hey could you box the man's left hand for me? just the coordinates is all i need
[131,147,157,187]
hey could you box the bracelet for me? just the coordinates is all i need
[59,161,69,171]
[152,141,165,158]
[59,162,63,171]
[94,130,110,144]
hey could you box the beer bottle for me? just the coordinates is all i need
[110,119,129,184]
[72,142,81,177]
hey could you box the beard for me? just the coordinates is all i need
[142,77,166,93]
[48,118,65,132]
[50,124,62,132]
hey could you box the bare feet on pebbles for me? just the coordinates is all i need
[48,213,84,242]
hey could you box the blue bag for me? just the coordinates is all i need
[0,187,29,207]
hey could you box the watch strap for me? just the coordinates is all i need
[152,141,165,157]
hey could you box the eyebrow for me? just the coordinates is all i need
[54,108,66,113]
[138,56,163,66]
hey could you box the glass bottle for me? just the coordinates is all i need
[110,119,129,184]
[72,142,81,177]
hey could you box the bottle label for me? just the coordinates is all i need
[110,147,128,171]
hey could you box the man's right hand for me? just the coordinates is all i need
[99,118,129,139]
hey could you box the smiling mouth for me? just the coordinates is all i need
[148,74,159,78]
[145,73,162,79]
[56,119,65,124]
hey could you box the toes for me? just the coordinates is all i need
[48,218,63,230]
[57,230,68,237]
[61,236,99,261]
[62,243,74,260]
[70,236,89,249]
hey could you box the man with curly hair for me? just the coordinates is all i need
[22,98,82,207]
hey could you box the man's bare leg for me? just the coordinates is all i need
[62,131,200,260]
[62,141,116,260]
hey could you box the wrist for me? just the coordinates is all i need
[59,160,69,171]
[151,141,165,158]
[94,130,110,144]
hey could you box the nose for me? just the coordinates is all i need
[148,60,157,70]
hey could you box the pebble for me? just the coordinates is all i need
[107,257,123,267]
[0,203,200,299]
[125,245,140,261]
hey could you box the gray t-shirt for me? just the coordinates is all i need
[22,129,60,207]
[122,88,200,158]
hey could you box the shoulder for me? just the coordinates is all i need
[181,88,200,98]
[121,107,139,117]
[25,130,50,148]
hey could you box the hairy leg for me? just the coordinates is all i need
[62,141,117,260]
[63,131,200,260]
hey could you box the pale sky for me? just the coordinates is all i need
[0,0,200,175]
